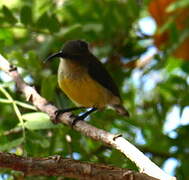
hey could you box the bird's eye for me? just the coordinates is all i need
[78,40,88,49]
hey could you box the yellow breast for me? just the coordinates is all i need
[58,59,118,108]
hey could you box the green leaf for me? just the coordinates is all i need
[41,75,57,101]
[2,5,17,24]
[0,29,13,45]
[36,12,49,29]
[10,51,27,68]
[83,23,103,33]
[167,0,189,12]
[27,132,50,148]
[0,137,24,151]
[181,61,189,73]
[20,5,33,25]
[47,14,60,33]
[27,50,41,71]
[21,112,57,130]
[165,57,182,72]
[127,0,139,18]
[59,24,82,38]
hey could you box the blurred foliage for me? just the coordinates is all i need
[149,0,189,60]
[0,0,189,179]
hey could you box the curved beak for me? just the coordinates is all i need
[44,51,64,63]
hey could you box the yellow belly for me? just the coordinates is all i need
[58,73,116,108]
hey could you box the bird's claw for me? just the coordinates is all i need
[70,115,85,127]
[53,109,67,124]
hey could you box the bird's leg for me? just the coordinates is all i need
[71,108,97,126]
[54,107,85,123]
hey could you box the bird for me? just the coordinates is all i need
[45,40,129,125]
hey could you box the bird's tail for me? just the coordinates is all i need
[113,104,130,117]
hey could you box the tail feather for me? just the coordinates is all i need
[113,104,130,117]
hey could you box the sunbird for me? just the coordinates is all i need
[45,40,129,124]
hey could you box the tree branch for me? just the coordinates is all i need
[0,54,176,180]
[0,152,159,180]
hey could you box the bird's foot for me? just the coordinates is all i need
[54,107,85,124]
[54,107,97,126]
[70,115,85,127]
[53,109,69,124]
[54,109,86,125]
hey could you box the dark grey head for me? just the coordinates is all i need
[62,40,89,55]
[45,40,89,62]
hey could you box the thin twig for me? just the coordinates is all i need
[0,86,26,141]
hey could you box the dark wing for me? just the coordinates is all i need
[87,54,120,98]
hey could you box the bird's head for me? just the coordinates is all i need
[45,40,89,62]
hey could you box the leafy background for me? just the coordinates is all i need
[0,0,189,179]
